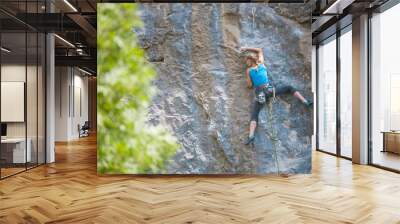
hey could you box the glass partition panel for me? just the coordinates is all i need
[1,30,27,177]
[318,36,337,154]
[0,0,46,179]
[27,30,38,169]
[339,28,352,158]
[38,32,45,165]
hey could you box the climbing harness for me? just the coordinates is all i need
[266,86,280,175]
[255,83,268,104]
[256,90,266,104]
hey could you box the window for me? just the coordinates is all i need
[317,36,337,154]
[339,27,352,158]
[370,3,400,171]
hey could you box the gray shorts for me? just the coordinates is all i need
[250,85,296,123]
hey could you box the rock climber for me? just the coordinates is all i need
[240,47,313,145]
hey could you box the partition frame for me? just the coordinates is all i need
[315,24,353,161]
[0,0,48,180]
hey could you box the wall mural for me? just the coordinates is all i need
[98,3,313,174]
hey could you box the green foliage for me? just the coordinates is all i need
[97,3,178,174]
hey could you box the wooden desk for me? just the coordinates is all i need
[382,131,400,154]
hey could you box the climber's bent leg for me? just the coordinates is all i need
[293,90,313,107]
[245,101,263,145]
[249,121,257,139]
[275,85,313,107]
[250,100,263,124]
[249,101,263,138]
[274,85,296,95]
[245,120,257,145]
[293,91,307,103]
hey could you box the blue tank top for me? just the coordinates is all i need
[249,64,269,88]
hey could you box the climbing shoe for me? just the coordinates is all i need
[304,101,313,108]
[244,136,255,145]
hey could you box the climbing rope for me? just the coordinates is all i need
[252,7,256,29]
[266,87,280,175]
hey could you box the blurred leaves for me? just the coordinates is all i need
[97,3,178,174]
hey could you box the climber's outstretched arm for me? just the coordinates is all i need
[240,47,264,64]
[245,68,253,89]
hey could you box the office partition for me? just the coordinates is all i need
[0,1,47,179]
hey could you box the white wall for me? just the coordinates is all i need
[1,63,46,164]
[72,73,89,138]
[1,65,26,130]
[1,65,26,140]
[55,66,70,141]
[55,67,89,141]
[1,65,38,137]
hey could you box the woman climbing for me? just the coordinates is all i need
[240,47,313,145]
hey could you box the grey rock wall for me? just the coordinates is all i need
[136,3,312,174]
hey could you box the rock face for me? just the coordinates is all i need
[136,3,312,174]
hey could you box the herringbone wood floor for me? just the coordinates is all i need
[1,135,400,224]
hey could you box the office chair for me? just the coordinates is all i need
[79,121,90,138]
